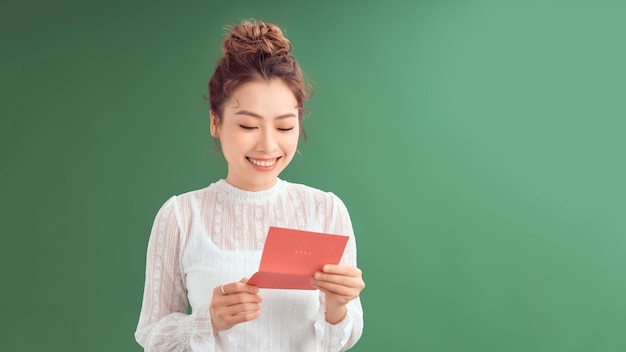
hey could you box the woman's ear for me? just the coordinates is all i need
[209,111,219,138]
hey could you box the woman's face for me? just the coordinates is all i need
[211,79,300,191]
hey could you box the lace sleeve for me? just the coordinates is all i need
[135,196,215,351]
[314,192,364,351]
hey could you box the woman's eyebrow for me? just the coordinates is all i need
[234,110,297,119]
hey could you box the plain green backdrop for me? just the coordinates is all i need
[1,0,625,351]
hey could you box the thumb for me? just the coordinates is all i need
[239,277,249,284]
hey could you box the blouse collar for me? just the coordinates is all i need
[214,178,287,202]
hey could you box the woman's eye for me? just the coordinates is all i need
[239,125,257,130]
[277,127,295,131]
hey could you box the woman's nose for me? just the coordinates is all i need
[257,129,278,152]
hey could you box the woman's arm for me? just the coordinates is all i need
[312,192,365,352]
[135,197,215,351]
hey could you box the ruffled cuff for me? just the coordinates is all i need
[189,305,217,350]
[313,295,361,352]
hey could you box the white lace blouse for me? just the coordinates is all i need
[135,179,363,351]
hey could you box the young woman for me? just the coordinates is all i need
[135,20,365,351]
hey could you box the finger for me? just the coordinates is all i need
[321,264,362,277]
[212,297,263,315]
[218,292,264,307]
[235,278,259,293]
[313,279,360,298]
[212,302,262,330]
[311,272,365,298]
[314,271,363,287]
[222,308,261,326]
[212,291,263,313]
[219,281,260,296]
[221,301,263,316]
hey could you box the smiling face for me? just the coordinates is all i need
[211,79,300,191]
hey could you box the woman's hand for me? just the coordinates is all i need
[210,278,263,333]
[310,265,365,324]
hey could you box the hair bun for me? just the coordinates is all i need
[222,20,292,57]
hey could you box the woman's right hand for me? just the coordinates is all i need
[210,278,263,333]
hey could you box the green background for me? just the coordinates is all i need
[2,0,625,351]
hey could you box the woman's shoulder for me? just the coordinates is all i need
[173,180,226,200]
[175,184,213,199]
[154,182,220,213]
[284,181,353,234]
[284,180,348,208]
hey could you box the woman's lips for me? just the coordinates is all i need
[247,157,281,170]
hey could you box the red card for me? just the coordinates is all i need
[247,226,349,290]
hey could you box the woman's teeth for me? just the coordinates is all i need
[248,158,277,167]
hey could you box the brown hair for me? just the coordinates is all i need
[208,20,311,136]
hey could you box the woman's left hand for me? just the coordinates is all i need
[310,264,365,324]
